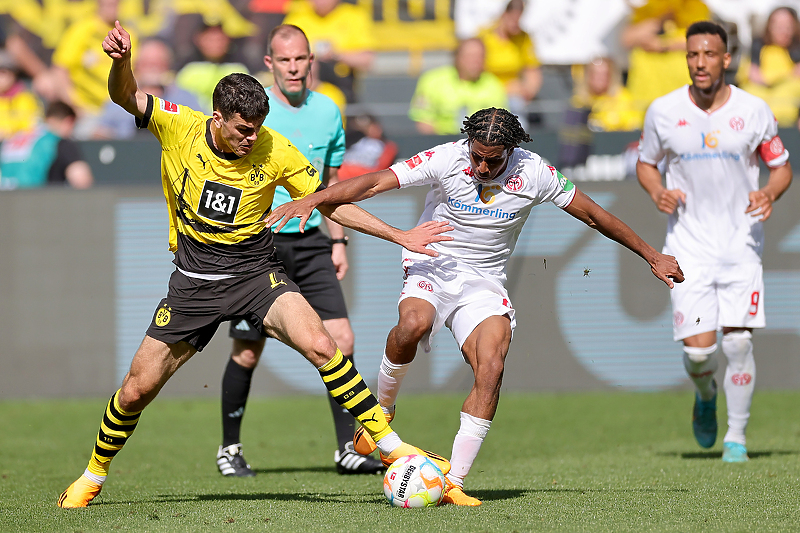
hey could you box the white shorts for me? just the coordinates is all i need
[670,262,765,341]
[398,257,516,353]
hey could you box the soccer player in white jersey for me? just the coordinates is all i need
[637,21,792,463]
[267,107,684,505]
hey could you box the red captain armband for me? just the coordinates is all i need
[757,136,786,164]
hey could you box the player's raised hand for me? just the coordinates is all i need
[102,21,132,60]
[649,252,684,288]
[654,188,686,215]
[400,220,454,257]
[265,195,320,233]
[746,189,774,221]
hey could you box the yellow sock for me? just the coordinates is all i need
[319,349,392,442]
[86,390,142,478]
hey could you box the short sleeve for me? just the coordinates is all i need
[390,145,452,188]
[537,164,577,208]
[136,94,201,148]
[326,108,346,168]
[638,106,665,165]
[279,144,323,200]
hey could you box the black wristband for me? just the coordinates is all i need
[331,236,349,246]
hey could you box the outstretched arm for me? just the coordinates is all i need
[564,189,684,288]
[266,169,399,231]
[102,21,148,118]
[317,203,452,257]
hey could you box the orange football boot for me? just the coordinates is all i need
[57,476,102,508]
[442,479,482,506]
[353,410,394,456]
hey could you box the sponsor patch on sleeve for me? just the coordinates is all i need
[758,136,786,164]
[403,154,423,170]
[556,171,574,192]
[160,99,179,114]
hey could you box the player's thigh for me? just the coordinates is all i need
[717,263,765,329]
[670,263,719,341]
[262,291,335,365]
[396,296,437,337]
[447,280,516,351]
[460,315,512,373]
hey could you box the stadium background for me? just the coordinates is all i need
[1,0,799,398]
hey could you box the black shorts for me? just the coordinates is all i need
[146,267,299,351]
[230,227,348,341]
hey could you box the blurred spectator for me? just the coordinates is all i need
[571,57,644,132]
[51,0,131,137]
[738,6,800,126]
[94,38,202,139]
[478,0,542,124]
[621,0,710,112]
[338,114,397,180]
[175,23,249,114]
[283,0,375,102]
[409,38,508,135]
[0,49,43,141]
[242,0,290,72]
[0,101,93,190]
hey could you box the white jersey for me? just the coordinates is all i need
[639,85,789,265]
[390,140,577,279]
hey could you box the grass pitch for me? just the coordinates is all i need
[1,391,798,532]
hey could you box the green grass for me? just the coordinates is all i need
[1,391,799,532]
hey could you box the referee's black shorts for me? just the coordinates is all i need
[146,266,299,351]
[230,227,348,341]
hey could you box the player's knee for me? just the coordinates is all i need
[308,331,337,360]
[683,344,717,364]
[332,328,355,356]
[231,339,263,368]
[721,330,753,369]
[395,314,431,345]
[475,356,505,386]
[117,381,152,412]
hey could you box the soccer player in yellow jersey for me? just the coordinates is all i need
[57,21,453,508]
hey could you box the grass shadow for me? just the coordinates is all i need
[656,449,798,460]
[104,492,387,505]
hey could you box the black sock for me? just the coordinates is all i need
[329,353,357,452]
[221,358,255,447]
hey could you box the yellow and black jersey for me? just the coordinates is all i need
[136,94,322,275]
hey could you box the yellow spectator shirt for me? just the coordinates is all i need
[138,94,322,275]
[0,84,42,140]
[479,27,540,86]
[52,16,135,112]
[283,2,375,54]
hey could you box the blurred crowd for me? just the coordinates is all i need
[2,0,800,188]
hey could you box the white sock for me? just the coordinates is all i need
[683,344,719,401]
[374,431,403,456]
[722,331,755,446]
[82,468,106,486]
[445,412,491,488]
[377,353,410,412]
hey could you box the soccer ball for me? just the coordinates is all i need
[383,454,445,508]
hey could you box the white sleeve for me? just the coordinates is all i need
[638,106,665,166]
[756,102,790,168]
[538,164,577,208]
[390,146,451,188]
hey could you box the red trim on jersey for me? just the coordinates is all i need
[686,85,732,115]
[757,136,787,166]
[389,168,401,189]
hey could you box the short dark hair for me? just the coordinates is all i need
[266,24,310,57]
[461,108,532,149]
[45,100,76,120]
[212,73,269,121]
[686,21,728,50]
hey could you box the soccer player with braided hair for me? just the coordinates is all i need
[268,107,684,505]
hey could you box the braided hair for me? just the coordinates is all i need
[461,108,532,149]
